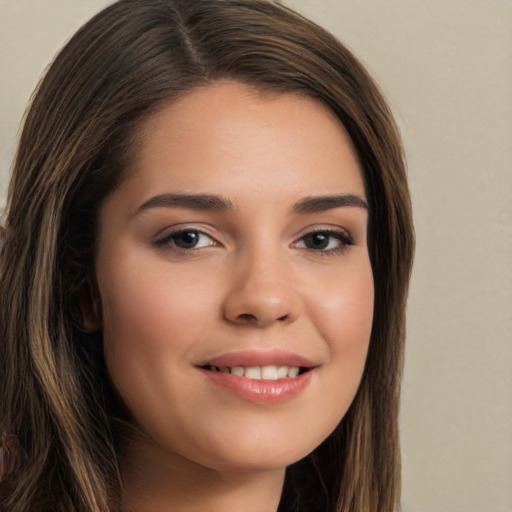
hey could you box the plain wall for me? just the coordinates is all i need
[1,2,511,511]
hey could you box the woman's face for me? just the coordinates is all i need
[95,81,374,473]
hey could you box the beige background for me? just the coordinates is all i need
[1,1,511,511]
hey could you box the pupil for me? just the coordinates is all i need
[176,231,198,248]
[307,233,329,249]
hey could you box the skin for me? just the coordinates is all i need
[93,81,374,512]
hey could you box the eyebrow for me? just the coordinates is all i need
[137,193,234,213]
[292,194,368,213]
[136,192,368,215]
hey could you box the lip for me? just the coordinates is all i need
[198,367,313,404]
[195,349,316,404]
[198,349,316,369]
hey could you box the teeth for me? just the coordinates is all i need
[277,365,289,379]
[231,366,244,376]
[207,364,303,380]
[261,365,278,380]
[244,366,261,379]
[288,367,299,378]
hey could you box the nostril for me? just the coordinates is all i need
[223,288,299,326]
[237,313,258,323]
[234,313,289,325]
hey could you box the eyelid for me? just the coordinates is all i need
[151,224,220,250]
[294,224,354,240]
[150,223,355,255]
[292,225,355,254]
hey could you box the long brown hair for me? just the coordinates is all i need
[0,1,414,510]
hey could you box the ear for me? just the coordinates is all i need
[75,277,102,332]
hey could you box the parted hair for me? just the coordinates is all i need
[0,1,414,511]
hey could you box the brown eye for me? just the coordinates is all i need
[153,229,216,250]
[172,230,201,249]
[296,230,353,253]
[302,232,332,250]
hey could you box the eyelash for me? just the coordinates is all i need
[151,227,354,256]
[294,228,354,256]
[152,228,218,253]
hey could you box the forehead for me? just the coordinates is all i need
[114,80,365,211]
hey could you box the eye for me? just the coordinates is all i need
[152,228,216,250]
[295,229,353,254]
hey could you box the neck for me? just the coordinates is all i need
[118,435,285,512]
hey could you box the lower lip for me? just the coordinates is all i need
[199,368,313,404]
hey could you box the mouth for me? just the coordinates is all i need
[200,364,311,380]
[196,351,316,404]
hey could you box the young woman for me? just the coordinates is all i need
[0,1,414,511]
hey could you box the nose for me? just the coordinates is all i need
[222,250,302,328]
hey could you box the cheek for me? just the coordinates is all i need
[100,260,213,354]
[97,259,218,412]
[308,259,374,414]
[311,258,374,353]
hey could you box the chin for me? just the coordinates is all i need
[182,418,335,475]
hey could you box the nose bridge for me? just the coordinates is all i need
[222,238,301,327]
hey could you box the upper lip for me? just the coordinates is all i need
[196,349,317,369]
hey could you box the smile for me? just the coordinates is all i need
[204,365,305,380]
